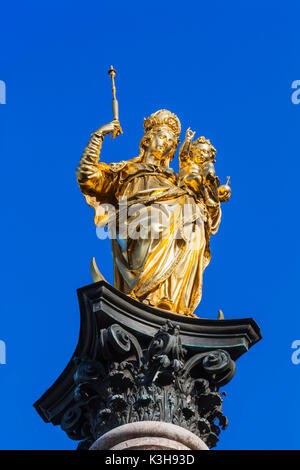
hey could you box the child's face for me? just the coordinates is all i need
[191,143,212,165]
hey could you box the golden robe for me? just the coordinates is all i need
[78,158,221,317]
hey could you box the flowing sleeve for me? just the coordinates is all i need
[76,133,119,225]
[204,182,221,234]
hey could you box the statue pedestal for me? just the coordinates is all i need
[34,281,261,450]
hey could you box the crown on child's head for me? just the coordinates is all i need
[191,136,217,157]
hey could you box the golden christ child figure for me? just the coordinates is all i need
[179,129,231,204]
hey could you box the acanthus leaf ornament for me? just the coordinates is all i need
[59,321,235,449]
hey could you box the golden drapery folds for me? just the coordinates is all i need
[76,110,226,317]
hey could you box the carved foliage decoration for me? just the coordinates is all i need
[60,320,235,449]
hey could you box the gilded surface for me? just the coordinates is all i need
[76,109,231,317]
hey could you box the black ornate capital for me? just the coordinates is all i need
[34,281,261,449]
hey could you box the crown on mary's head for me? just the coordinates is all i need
[143,109,181,139]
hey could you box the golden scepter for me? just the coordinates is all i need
[108,65,122,138]
[90,66,122,282]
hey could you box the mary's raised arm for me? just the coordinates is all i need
[76,121,122,213]
[76,121,122,182]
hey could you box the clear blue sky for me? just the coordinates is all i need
[0,0,300,450]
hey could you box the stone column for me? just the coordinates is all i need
[90,422,209,450]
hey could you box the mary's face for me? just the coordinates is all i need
[149,130,175,159]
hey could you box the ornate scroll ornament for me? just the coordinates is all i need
[60,320,235,450]
[143,109,181,140]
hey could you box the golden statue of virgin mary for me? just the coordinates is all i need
[76,109,229,317]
